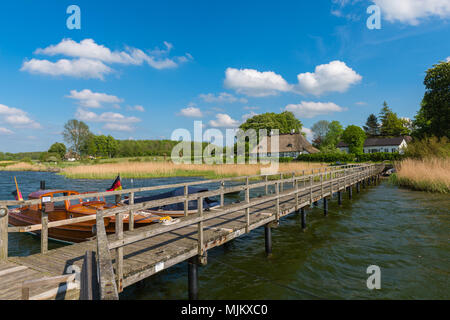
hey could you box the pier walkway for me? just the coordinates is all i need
[0,163,384,299]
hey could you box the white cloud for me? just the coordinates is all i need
[224,68,292,97]
[295,60,362,96]
[243,106,259,110]
[285,101,346,118]
[127,105,145,112]
[21,58,112,80]
[209,113,240,128]
[178,107,203,118]
[224,61,361,97]
[103,123,133,132]
[374,0,450,25]
[447,57,450,62]
[241,111,258,121]
[75,108,140,126]
[66,89,122,108]
[22,38,193,79]
[301,127,314,142]
[355,101,367,106]
[0,127,13,135]
[0,104,41,128]
[199,92,248,104]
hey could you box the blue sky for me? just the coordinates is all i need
[0,0,449,152]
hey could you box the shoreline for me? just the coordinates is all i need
[0,160,328,180]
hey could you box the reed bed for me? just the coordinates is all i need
[0,162,51,171]
[391,158,450,193]
[60,161,327,180]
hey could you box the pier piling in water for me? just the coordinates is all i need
[264,224,272,256]
[188,257,199,300]
[348,186,353,199]
[301,207,306,229]
[338,191,342,205]
[40,181,46,190]
[356,182,360,193]
[323,198,328,216]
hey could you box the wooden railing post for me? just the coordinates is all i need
[245,177,250,233]
[310,175,313,205]
[220,180,224,207]
[41,202,48,254]
[275,182,280,221]
[292,172,295,188]
[265,175,268,195]
[0,206,8,261]
[129,192,135,231]
[95,211,119,300]
[280,173,283,192]
[115,211,124,292]
[321,173,324,198]
[295,176,299,212]
[184,185,189,216]
[197,196,204,260]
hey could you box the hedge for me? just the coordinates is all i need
[296,152,404,163]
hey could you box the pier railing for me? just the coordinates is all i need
[0,163,385,299]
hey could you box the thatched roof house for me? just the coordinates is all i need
[250,132,319,158]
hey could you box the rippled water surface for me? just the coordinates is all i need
[1,171,449,299]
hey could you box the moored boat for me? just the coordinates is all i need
[8,189,164,243]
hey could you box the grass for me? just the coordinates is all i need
[390,157,450,193]
[60,160,327,179]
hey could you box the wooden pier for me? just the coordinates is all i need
[0,163,384,300]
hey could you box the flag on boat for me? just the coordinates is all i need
[107,174,122,191]
[12,176,23,201]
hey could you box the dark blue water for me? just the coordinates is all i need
[1,171,449,299]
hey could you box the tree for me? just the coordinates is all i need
[413,61,450,138]
[239,111,303,135]
[63,120,91,155]
[311,120,330,147]
[342,125,366,154]
[48,142,66,158]
[322,121,344,150]
[363,114,379,136]
[379,102,410,136]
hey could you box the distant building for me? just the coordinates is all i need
[250,131,319,158]
[63,151,80,162]
[336,136,412,154]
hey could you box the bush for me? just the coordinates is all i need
[404,136,450,159]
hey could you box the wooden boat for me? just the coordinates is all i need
[8,189,164,243]
[122,186,220,218]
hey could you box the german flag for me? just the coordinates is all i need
[12,176,23,201]
[107,174,122,191]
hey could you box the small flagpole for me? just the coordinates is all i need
[14,176,22,201]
